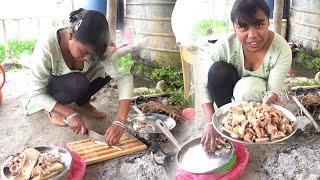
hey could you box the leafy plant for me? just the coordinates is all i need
[7,40,36,59]
[310,57,320,71]
[131,62,189,107]
[0,45,5,63]
[193,19,214,38]
[150,67,183,88]
[193,19,229,39]
[131,62,152,78]
[165,87,189,107]
[297,49,320,71]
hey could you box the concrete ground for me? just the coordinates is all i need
[1,66,320,180]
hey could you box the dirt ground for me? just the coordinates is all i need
[0,69,166,179]
[1,66,320,180]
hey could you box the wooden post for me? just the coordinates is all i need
[37,18,41,36]
[273,0,284,35]
[107,0,117,43]
[17,19,21,41]
[1,19,8,58]
[70,0,74,11]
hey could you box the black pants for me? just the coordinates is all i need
[207,61,240,108]
[46,72,111,106]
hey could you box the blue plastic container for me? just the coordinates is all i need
[83,0,107,15]
[266,0,274,18]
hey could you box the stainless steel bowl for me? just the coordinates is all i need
[176,137,235,174]
[212,101,298,144]
[127,113,176,134]
[1,146,72,180]
[155,120,235,174]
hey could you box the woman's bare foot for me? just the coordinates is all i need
[44,110,66,127]
[74,103,107,119]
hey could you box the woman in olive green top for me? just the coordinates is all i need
[24,8,133,146]
[199,0,292,152]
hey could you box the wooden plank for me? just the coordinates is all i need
[179,47,190,101]
[67,132,147,165]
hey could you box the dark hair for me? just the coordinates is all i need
[69,8,109,59]
[231,0,270,26]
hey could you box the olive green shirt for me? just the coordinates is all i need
[198,32,292,104]
[23,28,133,115]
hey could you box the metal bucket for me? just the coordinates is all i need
[289,0,320,51]
[125,0,181,68]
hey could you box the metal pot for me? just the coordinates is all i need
[155,120,235,174]
[1,146,72,180]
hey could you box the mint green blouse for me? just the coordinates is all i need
[198,32,292,104]
[23,28,133,115]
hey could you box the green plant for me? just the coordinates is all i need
[7,40,36,59]
[165,87,189,107]
[296,49,320,70]
[132,62,189,107]
[193,19,214,38]
[150,67,183,88]
[193,19,229,39]
[0,45,5,63]
[131,62,152,78]
[310,57,320,71]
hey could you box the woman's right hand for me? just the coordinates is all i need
[67,115,87,135]
[201,124,219,152]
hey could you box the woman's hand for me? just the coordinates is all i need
[201,124,219,152]
[262,91,280,105]
[107,42,117,53]
[105,124,125,146]
[68,115,87,135]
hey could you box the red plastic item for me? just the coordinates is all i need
[176,143,249,180]
[67,150,86,180]
[181,108,195,122]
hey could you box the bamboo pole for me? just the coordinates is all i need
[107,0,117,43]
[70,0,74,11]
[273,0,284,35]
[1,19,8,58]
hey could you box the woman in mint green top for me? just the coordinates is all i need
[24,8,133,146]
[199,0,292,152]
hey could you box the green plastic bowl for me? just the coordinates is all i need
[216,153,237,173]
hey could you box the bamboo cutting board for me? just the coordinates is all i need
[67,132,147,165]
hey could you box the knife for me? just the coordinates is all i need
[63,119,122,150]
[87,129,123,151]
[87,129,106,142]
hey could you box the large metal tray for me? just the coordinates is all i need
[1,146,72,180]
[212,101,298,144]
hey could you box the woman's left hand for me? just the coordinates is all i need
[105,124,125,146]
[262,91,280,105]
[107,43,117,53]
